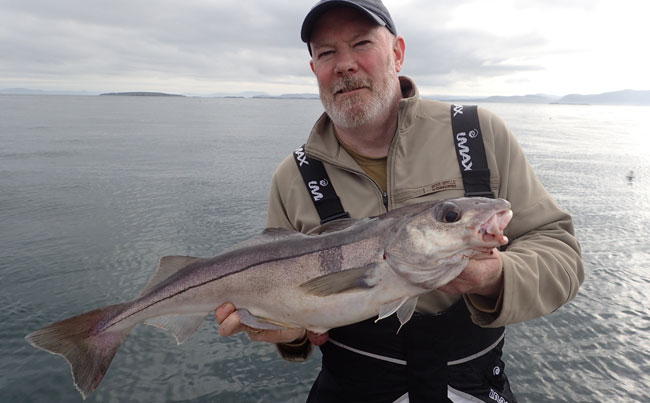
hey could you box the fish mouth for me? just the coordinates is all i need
[477,209,512,247]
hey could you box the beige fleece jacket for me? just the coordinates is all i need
[267,77,583,342]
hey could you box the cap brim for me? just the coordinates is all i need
[301,0,387,43]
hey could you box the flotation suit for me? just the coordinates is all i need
[294,105,517,403]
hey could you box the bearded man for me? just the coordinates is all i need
[217,1,583,402]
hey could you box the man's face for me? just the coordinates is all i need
[309,7,404,128]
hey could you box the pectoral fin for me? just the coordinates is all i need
[396,296,418,332]
[376,296,419,333]
[377,297,408,321]
[237,309,293,330]
[299,264,380,297]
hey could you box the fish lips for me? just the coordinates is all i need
[474,209,512,248]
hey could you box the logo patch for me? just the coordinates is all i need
[489,388,508,403]
[294,146,309,167]
[308,180,325,201]
[456,131,473,171]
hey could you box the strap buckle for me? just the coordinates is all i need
[320,211,351,225]
[464,191,495,198]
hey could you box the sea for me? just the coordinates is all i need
[1,94,648,403]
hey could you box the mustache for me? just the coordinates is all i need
[332,76,372,95]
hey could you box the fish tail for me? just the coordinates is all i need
[25,303,131,399]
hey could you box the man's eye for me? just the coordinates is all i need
[355,40,371,47]
[318,50,334,59]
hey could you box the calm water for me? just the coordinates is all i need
[1,95,648,402]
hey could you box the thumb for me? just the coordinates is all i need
[307,331,329,346]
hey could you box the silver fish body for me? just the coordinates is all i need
[26,197,512,398]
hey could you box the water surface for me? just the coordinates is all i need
[1,95,648,402]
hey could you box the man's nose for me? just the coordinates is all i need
[333,50,358,75]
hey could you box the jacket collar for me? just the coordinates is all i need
[305,76,420,165]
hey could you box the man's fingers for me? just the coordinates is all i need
[217,310,244,337]
[307,331,329,346]
[215,303,308,344]
[215,303,235,323]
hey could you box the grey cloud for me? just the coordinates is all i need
[401,28,546,83]
[0,0,311,86]
[389,0,548,88]
[0,0,606,93]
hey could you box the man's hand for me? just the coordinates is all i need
[307,331,329,346]
[215,303,306,344]
[438,248,504,299]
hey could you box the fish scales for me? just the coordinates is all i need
[102,224,389,333]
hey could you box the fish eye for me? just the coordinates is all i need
[438,202,462,223]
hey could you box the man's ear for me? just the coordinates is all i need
[393,36,406,73]
[310,59,316,74]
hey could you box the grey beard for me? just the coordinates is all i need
[319,72,399,129]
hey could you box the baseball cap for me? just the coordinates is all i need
[301,0,397,48]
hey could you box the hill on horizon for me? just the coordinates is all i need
[556,89,650,105]
[2,88,649,105]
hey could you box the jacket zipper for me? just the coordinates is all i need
[308,152,389,213]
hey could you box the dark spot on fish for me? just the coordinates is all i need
[318,247,344,274]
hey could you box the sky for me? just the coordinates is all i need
[1,0,649,97]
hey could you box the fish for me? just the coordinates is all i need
[25,197,512,399]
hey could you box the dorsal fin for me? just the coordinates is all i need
[307,218,362,235]
[221,228,304,253]
[139,256,203,296]
[261,227,299,237]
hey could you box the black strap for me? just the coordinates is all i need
[293,145,350,224]
[450,105,494,198]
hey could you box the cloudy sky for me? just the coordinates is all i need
[1,0,648,97]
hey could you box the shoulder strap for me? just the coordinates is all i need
[450,105,494,198]
[293,145,351,224]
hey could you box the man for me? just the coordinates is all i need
[217,1,584,402]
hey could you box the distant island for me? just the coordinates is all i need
[555,90,650,105]
[433,94,560,104]
[2,88,650,105]
[432,90,650,106]
[253,93,320,100]
[100,92,185,97]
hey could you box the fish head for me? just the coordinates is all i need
[384,197,512,289]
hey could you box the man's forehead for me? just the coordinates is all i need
[310,7,383,44]
[301,0,396,42]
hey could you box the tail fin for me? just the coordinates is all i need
[25,303,131,399]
